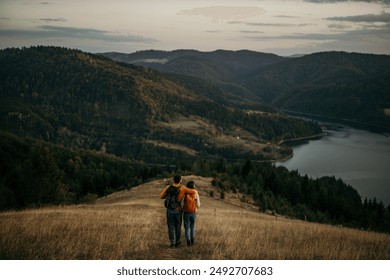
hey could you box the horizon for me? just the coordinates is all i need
[99,48,389,57]
[2,46,390,58]
[1,0,390,57]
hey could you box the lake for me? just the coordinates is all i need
[276,122,390,206]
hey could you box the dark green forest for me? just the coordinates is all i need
[205,159,390,232]
[0,46,321,164]
[0,131,164,209]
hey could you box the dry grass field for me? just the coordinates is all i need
[1,175,390,260]
[156,116,280,158]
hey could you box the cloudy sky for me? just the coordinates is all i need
[1,0,389,56]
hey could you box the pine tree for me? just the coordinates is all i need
[22,142,63,206]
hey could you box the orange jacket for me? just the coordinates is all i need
[183,192,201,213]
[160,184,197,211]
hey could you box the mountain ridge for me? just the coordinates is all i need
[102,49,390,131]
[101,49,288,85]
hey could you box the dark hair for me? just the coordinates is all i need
[187,181,195,189]
[173,175,182,184]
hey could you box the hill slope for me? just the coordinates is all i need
[0,46,320,164]
[102,49,287,82]
[104,50,390,131]
[1,175,389,260]
[247,52,390,129]
[102,49,287,107]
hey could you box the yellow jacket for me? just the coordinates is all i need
[160,184,197,211]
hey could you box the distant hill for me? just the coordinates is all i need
[103,50,390,131]
[102,49,287,81]
[248,51,390,130]
[0,46,320,164]
[101,49,287,108]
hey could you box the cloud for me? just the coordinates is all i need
[39,18,67,23]
[328,23,351,30]
[275,15,300,19]
[243,32,335,41]
[304,0,390,3]
[326,12,390,23]
[240,30,264,34]
[230,21,313,28]
[242,23,390,42]
[177,6,265,22]
[0,25,159,44]
[206,30,222,33]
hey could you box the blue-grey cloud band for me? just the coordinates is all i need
[0,25,159,44]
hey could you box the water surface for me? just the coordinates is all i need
[277,123,390,205]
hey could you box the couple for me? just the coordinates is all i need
[160,175,201,247]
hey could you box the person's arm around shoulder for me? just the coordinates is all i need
[184,186,197,195]
[160,185,170,199]
[178,185,194,202]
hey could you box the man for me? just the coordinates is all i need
[160,175,197,247]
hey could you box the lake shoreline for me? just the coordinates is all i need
[276,120,390,206]
[278,133,325,146]
[282,110,390,134]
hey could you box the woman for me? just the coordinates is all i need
[183,181,201,246]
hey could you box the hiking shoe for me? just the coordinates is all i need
[169,243,175,248]
[187,240,191,246]
[191,239,195,246]
[175,241,181,247]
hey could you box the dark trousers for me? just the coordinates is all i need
[166,210,183,245]
[184,212,197,242]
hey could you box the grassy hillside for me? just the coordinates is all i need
[1,176,389,260]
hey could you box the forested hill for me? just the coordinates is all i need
[103,50,390,131]
[248,52,390,130]
[102,49,287,82]
[0,46,320,164]
[102,50,287,108]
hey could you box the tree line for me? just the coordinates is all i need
[195,159,390,233]
[0,132,167,209]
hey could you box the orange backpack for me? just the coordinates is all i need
[183,194,197,213]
